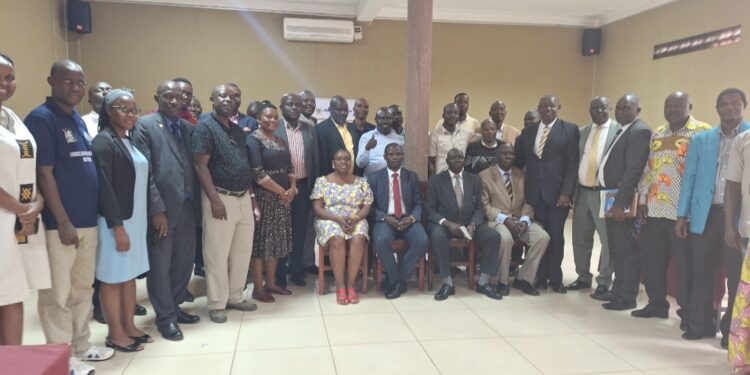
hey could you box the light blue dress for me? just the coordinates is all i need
[95,139,149,283]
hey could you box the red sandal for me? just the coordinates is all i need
[336,288,349,305]
[347,288,359,304]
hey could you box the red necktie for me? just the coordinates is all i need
[392,173,403,218]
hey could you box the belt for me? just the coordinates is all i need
[215,187,247,197]
[579,184,605,191]
[711,204,725,209]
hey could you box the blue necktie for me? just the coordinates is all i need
[170,121,181,140]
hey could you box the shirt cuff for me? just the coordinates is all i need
[495,213,508,224]
[520,216,531,226]
[439,218,446,225]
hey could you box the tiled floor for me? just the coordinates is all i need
[21,221,731,374]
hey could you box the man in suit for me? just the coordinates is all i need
[388,104,405,138]
[480,143,549,296]
[568,97,620,299]
[350,98,375,176]
[316,95,355,176]
[274,93,319,287]
[678,88,750,348]
[632,92,711,322]
[523,109,540,129]
[486,100,520,145]
[132,80,201,341]
[426,148,502,301]
[598,93,652,311]
[514,95,579,293]
[299,90,318,126]
[368,143,428,299]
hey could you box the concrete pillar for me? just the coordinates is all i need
[404,0,432,180]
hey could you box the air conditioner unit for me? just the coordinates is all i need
[283,18,355,43]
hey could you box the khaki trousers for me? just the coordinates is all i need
[37,227,97,354]
[495,222,549,284]
[202,192,254,310]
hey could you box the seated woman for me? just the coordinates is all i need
[247,103,296,303]
[0,52,50,345]
[311,149,373,305]
[91,89,152,352]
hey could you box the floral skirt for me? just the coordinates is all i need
[730,249,750,374]
[252,189,292,260]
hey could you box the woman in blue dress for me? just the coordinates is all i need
[91,89,151,352]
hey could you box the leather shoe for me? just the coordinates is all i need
[434,284,455,301]
[177,309,200,324]
[681,329,716,340]
[385,281,406,300]
[630,304,668,319]
[676,309,689,332]
[534,279,548,290]
[550,283,567,294]
[289,273,307,287]
[183,291,195,303]
[135,304,147,316]
[566,280,591,291]
[722,335,729,349]
[496,283,510,296]
[512,279,540,296]
[602,299,637,311]
[476,283,503,300]
[590,285,612,301]
[158,322,184,341]
[194,264,206,277]
[305,265,319,275]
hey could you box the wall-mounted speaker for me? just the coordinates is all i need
[68,0,91,34]
[582,28,601,56]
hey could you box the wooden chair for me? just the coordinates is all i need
[427,238,476,290]
[317,240,368,295]
[374,239,427,292]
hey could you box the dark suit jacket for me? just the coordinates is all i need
[367,167,422,222]
[316,117,356,176]
[199,112,258,133]
[132,112,198,225]
[601,119,652,208]
[425,169,484,232]
[274,117,320,195]
[91,127,158,228]
[514,119,580,205]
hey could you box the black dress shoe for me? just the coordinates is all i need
[550,283,567,294]
[496,283,510,296]
[566,280,592,291]
[534,279,548,291]
[630,304,668,319]
[681,329,716,340]
[177,309,200,324]
[289,273,307,287]
[184,291,195,303]
[434,284,455,301]
[305,265,319,275]
[385,281,406,300]
[590,286,612,301]
[676,309,689,332]
[135,304,147,316]
[721,335,729,349]
[194,264,206,277]
[602,299,637,311]
[476,283,503,300]
[512,279,540,296]
[158,322,184,341]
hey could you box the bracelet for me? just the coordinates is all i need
[250,193,256,198]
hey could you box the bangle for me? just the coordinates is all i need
[250,193,256,198]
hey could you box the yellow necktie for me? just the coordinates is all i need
[537,125,550,158]
[585,125,603,186]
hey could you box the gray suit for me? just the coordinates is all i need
[132,112,198,328]
[274,117,320,277]
[572,121,620,287]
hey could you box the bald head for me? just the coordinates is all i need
[87,81,112,114]
[299,90,316,118]
[664,91,692,128]
[537,95,561,124]
[589,96,611,125]
[50,59,83,78]
[615,94,641,125]
[329,95,349,124]
[280,93,302,123]
[154,80,182,120]
[48,59,86,110]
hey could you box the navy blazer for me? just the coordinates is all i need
[425,170,484,231]
[316,117,356,176]
[514,118,580,206]
[367,167,422,222]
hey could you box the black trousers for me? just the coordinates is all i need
[430,223,500,280]
[688,205,746,336]
[278,178,311,280]
[639,218,690,311]
[147,202,196,327]
[607,217,641,304]
[533,202,570,285]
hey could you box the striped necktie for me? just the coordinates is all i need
[537,124,550,158]
[504,171,513,202]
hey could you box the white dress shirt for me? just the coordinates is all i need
[578,119,611,186]
[81,111,99,137]
[534,117,557,157]
[386,167,406,216]
[598,120,635,187]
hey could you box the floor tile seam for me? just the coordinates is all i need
[491,334,546,374]
[113,354,136,375]
[233,344,333,353]
[130,350,238,360]
[574,330,642,372]
[392,305,443,374]
[314,286,339,375]
[469,300,575,339]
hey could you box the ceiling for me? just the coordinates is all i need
[101,0,680,27]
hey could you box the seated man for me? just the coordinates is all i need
[367,143,428,299]
[480,143,549,296]
[426,148,502,301]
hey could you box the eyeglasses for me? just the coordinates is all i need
[111,106,142,116]
[62,79,87,88]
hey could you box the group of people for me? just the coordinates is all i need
[2,54,750,374]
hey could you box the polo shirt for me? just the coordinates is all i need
[191,113,253,192]
[429,125,471,174]
[25,97,99,230]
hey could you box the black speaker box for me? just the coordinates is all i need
[582,28,601,56]
[68,0,91,34]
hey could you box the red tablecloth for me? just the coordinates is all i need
[0,344,69,375]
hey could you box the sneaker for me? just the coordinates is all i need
[227,300,258,312]
[209,309,228,323]
[77,345,114,362]
[69,357,94,375]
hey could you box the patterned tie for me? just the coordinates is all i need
[537,124,550,158]
[392,173,403,218]
[170,121,181,140]
[454,174,464,214]
[585,125,603,186]
[504,171,513,202]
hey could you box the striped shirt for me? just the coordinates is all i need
[285,121,306,179]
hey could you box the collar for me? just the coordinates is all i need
[160,112,180,126]
[721,124,740,138]
[591,118,611,128]
[387,167,402,176]
[620,119,636,130]
[45,96,79,118]
[332,118,347,128]
[88,111,99,119]
[481,139,498,148]
[449,169,463,180]
[540,117,558,128]
[440,124,461,135]
[498,165,512,175]
[285,118,301,130]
